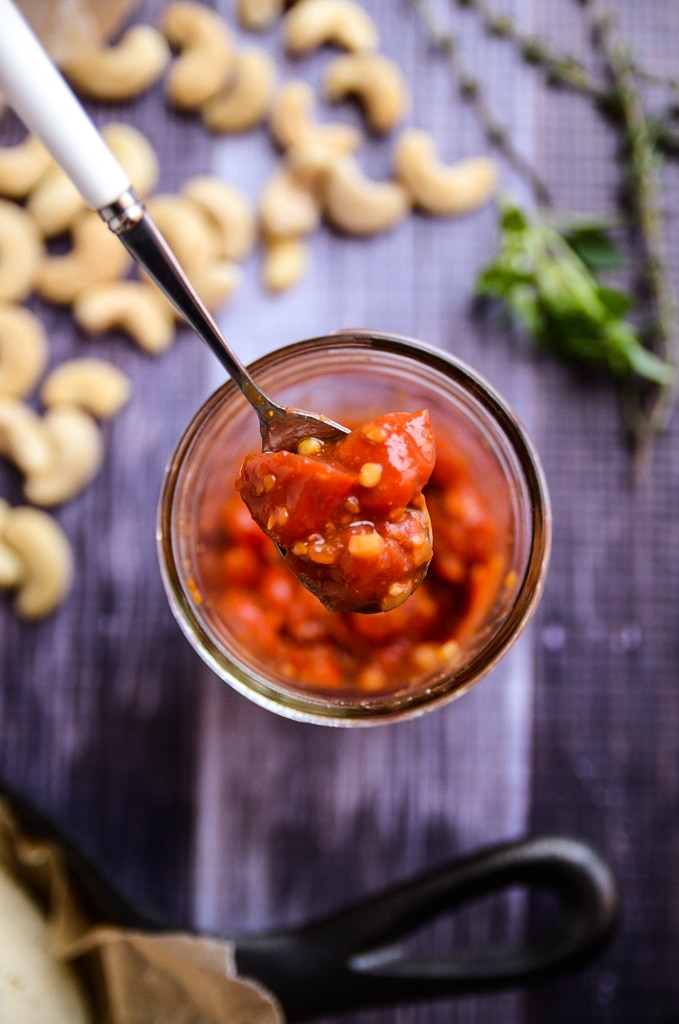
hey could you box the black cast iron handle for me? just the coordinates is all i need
[233,834,620,1020]
[0,784,619,1021]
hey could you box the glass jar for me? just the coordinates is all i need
[157,330,551,726]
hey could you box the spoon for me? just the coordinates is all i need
[0,0,349,453]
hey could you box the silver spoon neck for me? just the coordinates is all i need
[99,191,280,426]
[99,188,146,233]
[98,192,348,450]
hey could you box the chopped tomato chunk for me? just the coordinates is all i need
[235,411,436,613]
[332,409,436,511]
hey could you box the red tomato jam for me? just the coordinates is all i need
[194,416,514,698]
[235,411,436,613]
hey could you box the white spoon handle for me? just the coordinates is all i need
[0,0,129,209]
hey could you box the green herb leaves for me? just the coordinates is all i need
[476,199,674,385]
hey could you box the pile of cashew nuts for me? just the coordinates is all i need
[0,0,499,620]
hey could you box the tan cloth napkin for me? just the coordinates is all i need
[0,797,285,1024]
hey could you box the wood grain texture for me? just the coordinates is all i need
[0,0,677,1021]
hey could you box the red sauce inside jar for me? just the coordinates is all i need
[194,413,514,697]
[235,410,435,614]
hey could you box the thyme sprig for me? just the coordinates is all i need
[406,0,678,454]
[582,0,679,459]
[451,0,679,156]
[452,0,602,99]
[407,0,551,205]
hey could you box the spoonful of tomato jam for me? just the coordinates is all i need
[236,410,436,613]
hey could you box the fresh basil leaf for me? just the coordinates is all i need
[597,285,634,316]
[565,230,624,271]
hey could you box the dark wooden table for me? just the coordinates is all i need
[1,1,678,1021]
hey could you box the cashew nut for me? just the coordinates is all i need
[102,123,160,198]
[60,25,171,101]
[23,405,104,507]
[0,538,23,589]
[35,211,133,305]
[182,175,257,262]
[0,505,74,619]
[40,359,132,420]
[269,79,361,155]
[0,499,24,589]
[161,2,235,110]
[262,235,309,292]
[145,193,219,271]
[393,129,499,216]
[322,155,410,235]
[237,0,285,32]
[323,52,410,133]
[201,47,277,134]
[0,134,52,200]
[259,165,322,238]
[0,303,49,399]
[0,397,52,475]
[285,141,344,193]
[72,280,176,354]
[25,158,88,238]
[28,126,158,238]
[138,259,242,323]
[0,199,44,302]
[283,0,379,54]
[186,260,243,313]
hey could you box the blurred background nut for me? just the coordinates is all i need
[17,0,136,66]
[72,280,176,355]
[0,397,53,476]
[161,1,235,111]
[0,303,49,399]
[40,358,132,420]
[269,79,361,155]
[102,123,160,198]
[0,538,24,589]
[0,499,24,589]
[323,51,410,134]
[0,134,51,200]
[202,48,277,134]
[237,0,285,32]
[262,234,309,292]
[23,405,104,507]
[182,175,257,262]
[60,24,171,101]
[259,165,322,237]
[0,504,74,619]
[185,259,243,313]
[285,140,344,192]
[26,159,88,237]
[393,129,499,216]
[322,154,410,235]
[34,211,133,305]
[283,0,379,55]
[144,193,219,270]
[0,199,44,302]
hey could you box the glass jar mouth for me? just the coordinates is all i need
[157,329,551,726]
